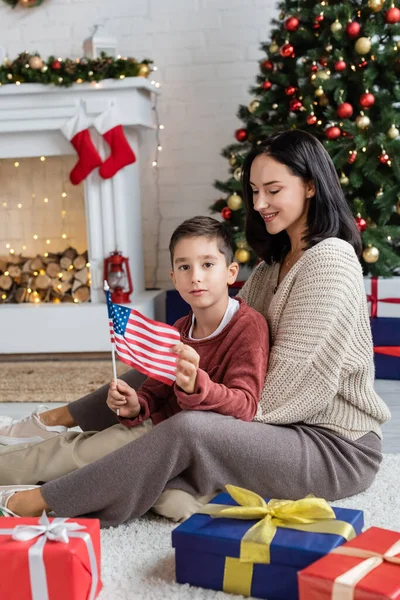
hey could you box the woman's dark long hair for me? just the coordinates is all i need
[242,129,362,264]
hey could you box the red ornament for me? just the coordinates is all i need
[307,114,317,125]
[360,92,375,108]
[221,207,232,220]
[318,57,328,67]
[358,60,368,69]
[262,80,272,90]
[334,60,346,71]
[348,150,357,164]
[313,22,321,30]
[51,60,62,70]
[235,128,248,142]
[385,7,400,23]
[284,16,300,31]
[285,86,296,96]
[355,216,367,232]
[289,99,302,112]
[325,126,341,140]
[103,251,133,304]
[315,13,324,22]
[337,102,353,119]
[280,43,295,58]
[346,21,361,38]
[379,152,390,164]
[310,63,319,72]
[261,59,273,71]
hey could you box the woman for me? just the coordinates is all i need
[1,130,390,526]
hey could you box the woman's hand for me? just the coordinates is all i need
[172,343,200,394]
[106,379,141,419]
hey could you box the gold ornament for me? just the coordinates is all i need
[248,99,260,113]
[330,20,342,33]
[137,63,150,77]
[319,96,329,107]
[325,44,333,52]
[362,246,379,263]
[366,217,377,228]
[41,65,48,73]
[339,173,349,185]
[234,248,251,263]
[269,43,279,54]
[376,187,384,198]
[29,56,43,70]
[396,200,400,216]
[387,125,399,139]
[227,193,243,211]
[233,167,242,181]
[368,0,384,12]
[355,114,371,129]
[229,154,237,167]
[315,86,325,97]
[355,37,371,55]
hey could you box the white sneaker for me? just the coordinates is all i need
[0,485,40,517]
[0,405,67,446]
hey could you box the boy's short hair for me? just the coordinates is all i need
[169,216,234,266]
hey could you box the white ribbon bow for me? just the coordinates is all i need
[1,511,99,600]
[331,539,400,600]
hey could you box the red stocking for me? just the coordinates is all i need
[95,108,136,179]
[61,109,102,185]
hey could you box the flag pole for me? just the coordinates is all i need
[104,280,119,416]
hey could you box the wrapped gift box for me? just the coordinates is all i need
[0,513,102,600]
[298,526,400,600]
[364,277,400,319]
[371,318,400,380]
[172,491,364,600]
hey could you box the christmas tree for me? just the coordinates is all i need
[210,0,400,276]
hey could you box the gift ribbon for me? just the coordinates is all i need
[0,511,99,600]
[330,539,400,600]
[374,346,400,358]
[367,276,400,319]
[197,485,356,597]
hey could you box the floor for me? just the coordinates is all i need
[0,378,398,452]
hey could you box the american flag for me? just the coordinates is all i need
[106,290,181,385]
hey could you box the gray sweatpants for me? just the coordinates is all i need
[39,369,382,527]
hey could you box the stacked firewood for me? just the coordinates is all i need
[0,247,91,304]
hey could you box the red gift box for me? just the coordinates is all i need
[298,527,400,600]
[0,512,102,600]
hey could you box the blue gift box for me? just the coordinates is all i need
[371,318,400,380]
[172,492,364,600]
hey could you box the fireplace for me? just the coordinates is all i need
[0,78,164,354]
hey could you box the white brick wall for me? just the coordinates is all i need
[0,0,277,288]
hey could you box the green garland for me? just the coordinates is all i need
[1,0,44,7]
[0,52,153,87]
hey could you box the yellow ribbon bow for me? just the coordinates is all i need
[197,485,357,565]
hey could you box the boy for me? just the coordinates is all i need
[0,217,269,521]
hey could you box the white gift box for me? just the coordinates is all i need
[364,276,400,318]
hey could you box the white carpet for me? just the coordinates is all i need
[98,454,400,599]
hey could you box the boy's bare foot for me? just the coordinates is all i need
[38,405,77,428]
[7,487,50,518]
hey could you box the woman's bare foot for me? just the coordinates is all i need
[8,488,51,517]
[39,405,77,429]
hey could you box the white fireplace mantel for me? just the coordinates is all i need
[0,78,164,355]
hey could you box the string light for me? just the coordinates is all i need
[44,197,49,203]
[17,203,22,208]
[40,156,46,162]
[61,192,67,198]
[14,161,19,167]
[33,234,38,239]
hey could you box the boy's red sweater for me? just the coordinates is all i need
[120,298,269,426]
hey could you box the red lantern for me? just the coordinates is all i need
[280,43,295,58]
[262,80,272,90]
[221,207,232,220]
[51,60,62,70]
[325,126,341,140]
[346,21,361,38]
[385,7,400,23]
[360,92,375,108]
[284,16,300,31]
[348,150,357,164]
[307,114,317,125]
[103,251,133,304]
[337,102,353,119]
[261,59,273,71]
[289,99,302,111]
[334,59,346,71]
[285,86,296,96]
[355,216,367,232]
[235,128,248,142]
